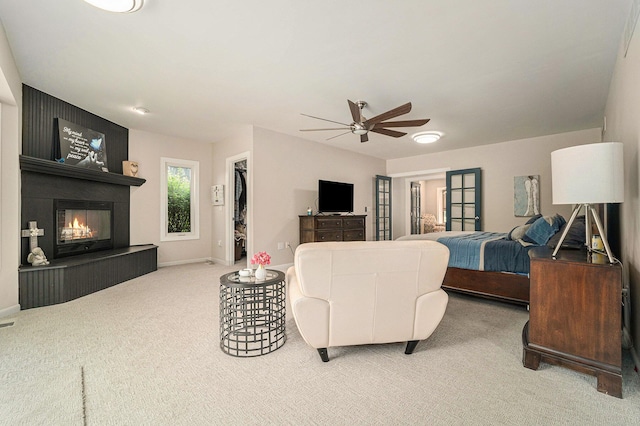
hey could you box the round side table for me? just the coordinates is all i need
[219,269,286,357]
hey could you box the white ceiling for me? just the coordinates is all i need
[0,1,631,160]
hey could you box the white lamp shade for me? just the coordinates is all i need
[551,142,624,205]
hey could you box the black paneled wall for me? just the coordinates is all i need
[22,85,128,173]
[21,85,131,264]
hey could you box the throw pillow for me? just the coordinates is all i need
[507,224,531,241]
[547,215,586,249]
[525,214,543,225]
[523,214,566,245]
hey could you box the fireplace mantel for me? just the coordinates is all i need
[19,155,145,187]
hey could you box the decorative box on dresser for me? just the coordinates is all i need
[522,246,623,398]
[299,215,366,243]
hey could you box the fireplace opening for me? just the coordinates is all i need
[54,199,114,258]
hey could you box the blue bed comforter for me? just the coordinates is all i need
[436,232,532,274]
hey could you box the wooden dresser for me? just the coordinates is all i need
[299,215,366,243]
[522,247,622,398]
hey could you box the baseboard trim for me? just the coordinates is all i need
[0,304,20,318]
[158,257,213,268]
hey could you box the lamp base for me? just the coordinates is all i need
[551,204,616,264]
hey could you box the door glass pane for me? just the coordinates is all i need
[375,175,392,241]
[451,219,462,231]
[464,173,475,187]
[464,205,476,218]
[465,219,476,229]
[451,205,462,218]
[451,189,462,203]
[464,188,475,202]
[451,174,462,188]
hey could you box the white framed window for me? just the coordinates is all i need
[160,157,199,241]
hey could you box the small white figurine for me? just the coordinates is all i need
[27,247,50,266]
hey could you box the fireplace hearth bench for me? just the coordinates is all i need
[18,244,157,309]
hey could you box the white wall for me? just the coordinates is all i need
[251,127,385,267]
[387,128,601,237]
[129,129,213,267]
[603,23,640,361]
[0,22,22,317]
[210,126,253,265]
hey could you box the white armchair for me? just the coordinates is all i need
[287,240,450,362]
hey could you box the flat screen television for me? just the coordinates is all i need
[318,180,354,214]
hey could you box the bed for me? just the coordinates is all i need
[397,214,586,306]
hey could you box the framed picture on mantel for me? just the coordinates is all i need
[57,118,109,172]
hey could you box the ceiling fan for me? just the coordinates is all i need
[300,100,430,143]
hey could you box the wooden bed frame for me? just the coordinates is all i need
[442,267,530,306]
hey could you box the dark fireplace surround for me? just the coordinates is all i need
[20,86,136,262]
[19,85,157,309]
[54,199,114,258]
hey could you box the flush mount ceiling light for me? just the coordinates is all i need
[412,131,442,144]
[83,0,144,13]
[132,106,149,115]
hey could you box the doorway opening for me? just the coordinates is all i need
[233,160,247,264]
[226,152,252,266]
[407,174,446,235]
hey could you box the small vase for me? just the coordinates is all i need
[255,264,267,280]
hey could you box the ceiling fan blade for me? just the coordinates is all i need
[370,128,407,138]
[301,113,350,127]
[360,134,369,143]
[375,118,430,128]
[348,99,362,122]
[364,102,412,126]
[326,130,353,141]
[300,127,349,131]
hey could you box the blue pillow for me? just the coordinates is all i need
[523,214,566,245]
[525,214,542,225]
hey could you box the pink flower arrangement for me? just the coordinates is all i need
[250,251,271,267]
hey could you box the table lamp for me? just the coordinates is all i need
[551,142,624,263]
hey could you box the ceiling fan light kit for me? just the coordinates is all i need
[301,100,431,143]
[412,131,442,144]
[83,0,144,13]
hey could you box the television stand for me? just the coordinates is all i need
[299,215,366,243]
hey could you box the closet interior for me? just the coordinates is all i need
[234,160,247,261]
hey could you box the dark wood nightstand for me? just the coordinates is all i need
[522,246,623,398]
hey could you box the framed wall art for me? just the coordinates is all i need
[57,118,109,172]
[514,175,540,217]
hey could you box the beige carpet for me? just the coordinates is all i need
[1,261,639,425]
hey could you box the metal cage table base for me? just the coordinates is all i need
[219,270,286,357]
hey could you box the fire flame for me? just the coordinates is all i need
[62,217,92,240]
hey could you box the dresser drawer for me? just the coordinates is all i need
[343,230,365,241]
[316,218,343,229]
[315,231,343,241]
[343,217,365,229]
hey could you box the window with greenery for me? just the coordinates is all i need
[161,158,199,241]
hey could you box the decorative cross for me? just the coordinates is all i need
[21,221,44,251]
